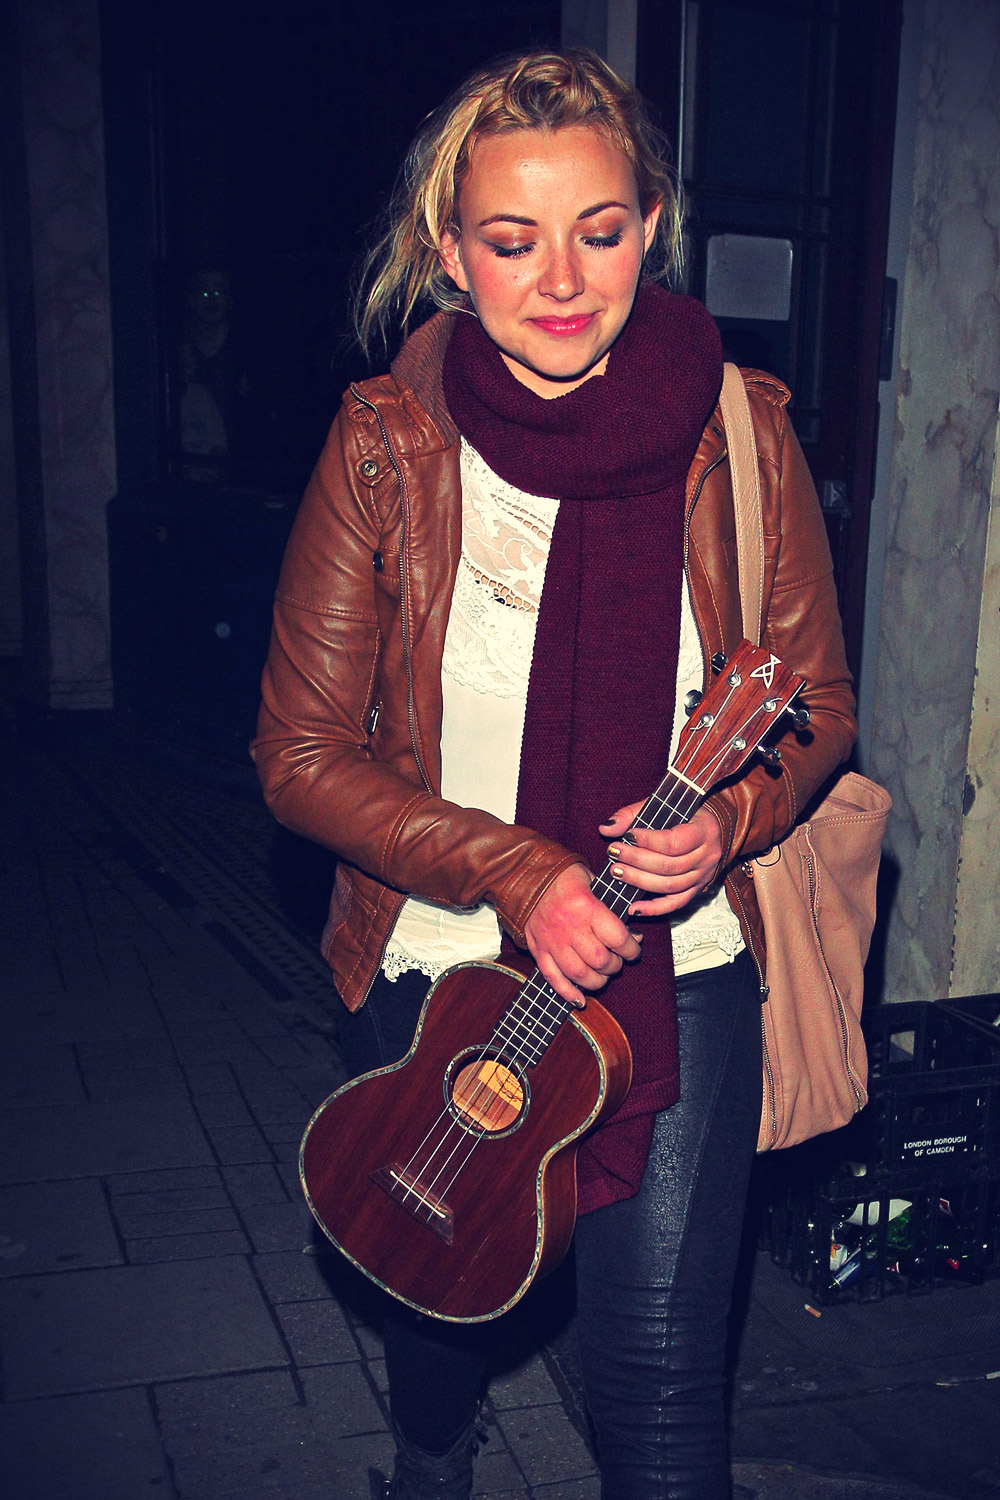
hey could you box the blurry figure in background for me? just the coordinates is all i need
[179,269,244,479]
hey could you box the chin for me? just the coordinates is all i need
[522,347,607,382]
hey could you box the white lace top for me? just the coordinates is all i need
[381,440,743,982]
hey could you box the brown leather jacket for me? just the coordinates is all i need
[253,313,856,1010]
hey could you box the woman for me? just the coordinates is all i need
[253,48,855,1500]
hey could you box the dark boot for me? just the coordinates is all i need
[376,1415,477,1499]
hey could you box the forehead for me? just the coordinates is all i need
[461,125,638,206]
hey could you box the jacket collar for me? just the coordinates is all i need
[390,311,459,443]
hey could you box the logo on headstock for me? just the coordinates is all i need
[750,654,782,691]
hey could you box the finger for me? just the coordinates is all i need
[532,949,588,1008]
[590,907,643,962]
[629,874,712,916]
[598,800,644,835]
[619,823,707,858]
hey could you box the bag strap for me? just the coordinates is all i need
[718,363,764,646]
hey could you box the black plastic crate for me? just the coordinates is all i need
[856,1000,1000,1181]
[763,999,1000,1301]
[944,992,1000,1032]
[769,1171,1000,1304]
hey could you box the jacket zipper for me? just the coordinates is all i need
[804,847,864,1112]
[683,447,728,589]
[349,386,432,796]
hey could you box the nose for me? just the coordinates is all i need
[537,241,585,301]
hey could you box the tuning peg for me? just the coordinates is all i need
[760,745,782,766]
[711,652,727,675]
[789,704,811,728]
[684,690,703,716]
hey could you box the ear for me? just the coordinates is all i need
[438,230,469,293]
[642,201,662,257]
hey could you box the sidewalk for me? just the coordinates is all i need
[1,710,998,1500]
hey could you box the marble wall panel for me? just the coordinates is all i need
[951,412,1000,996]
[0,206,22,659]
[16,0,115,707]
[870,0,1000,1000]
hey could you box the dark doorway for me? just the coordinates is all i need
[101,0,561,749]
[638,0,903,684]
[103,0,562,498]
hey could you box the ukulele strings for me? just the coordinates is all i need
[390,690,779,1210]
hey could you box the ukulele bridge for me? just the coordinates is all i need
[371,1164,454,1245]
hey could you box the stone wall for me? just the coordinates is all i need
[7,0,116,708]
[870,0,1000,1000]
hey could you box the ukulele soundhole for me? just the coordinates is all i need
[447,1050,528,1135]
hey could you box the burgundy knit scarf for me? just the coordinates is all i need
[442,282,722,1212]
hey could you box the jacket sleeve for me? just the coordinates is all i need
[702,406,857,868]
[251,404,581,945]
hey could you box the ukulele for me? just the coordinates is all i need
[300,640,805,1321]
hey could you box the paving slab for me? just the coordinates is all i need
[0,1179,122,1276]
[156,1369,333,1496]
[732,1462,958,1500]
[6,986,170,1046]
[275,1297,359,1366]
[105,1165,223,1194]
[127,1228,251,1262]
[242,1199,313,1254]
[183,1062,241,1095]
[311,1430,396,1500]
[0,1097,213,1180]
[108,1183,232,1220]
[531,1481,602,1499]
[0,1045,86,1107]
[730,1385,993,1500]
[84,1065,190,1101]
[254,1249,343,1304]
[223,1164,291,1208]
[0,1387,175,1500]
[299,1361,388,1438]
[194,1093,256,1127]
[204,1123,274,1164]
[472,1440,530,1495]
[113,1202,240,1239]
[489,1352,564,1411]
[74,1036,179,1070]
[0,1256,287,1396]
[240,1088,314,1125]
[494,1405,597,1488]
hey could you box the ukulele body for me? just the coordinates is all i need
[299,957,632,1322]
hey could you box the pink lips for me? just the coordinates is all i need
[529,313,597,336]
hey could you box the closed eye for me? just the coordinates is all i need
[489,242,533,259]
[583,231,624,249]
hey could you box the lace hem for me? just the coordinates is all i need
[671,917,745,966]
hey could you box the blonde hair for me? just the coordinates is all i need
[355,48,684,354]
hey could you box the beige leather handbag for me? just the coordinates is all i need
[718,364,891,1151]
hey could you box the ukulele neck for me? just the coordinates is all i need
[500,768,707,1068]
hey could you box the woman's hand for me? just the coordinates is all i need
[598,803,723,917]
[523,863,642,1008]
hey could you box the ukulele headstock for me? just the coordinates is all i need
[674,640,805,792]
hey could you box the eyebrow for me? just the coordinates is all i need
[476,200,630,228]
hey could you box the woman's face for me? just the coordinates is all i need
[439,125,660,399]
